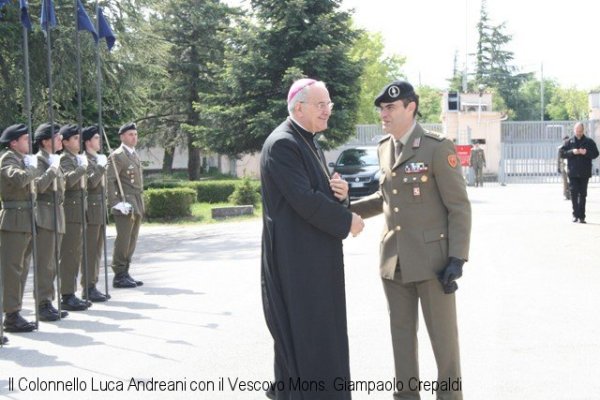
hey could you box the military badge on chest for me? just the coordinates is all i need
[127,164,136,183]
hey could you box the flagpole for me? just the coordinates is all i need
[75,0,90,304]
[43,0,63,319]
[95,2,110,298]
[22,18,41,331]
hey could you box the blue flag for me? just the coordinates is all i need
[97,6,116,51]
[40,0,57,31]
[77,0,97,42]
[20,0,32,30]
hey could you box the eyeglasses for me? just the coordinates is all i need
[301,101,334,111]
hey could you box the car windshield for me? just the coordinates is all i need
[337,148,378,166]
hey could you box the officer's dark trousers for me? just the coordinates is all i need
[569,177,589,219]
[111,213,142,275]
[60,222,83,295]
[82,223,103,288]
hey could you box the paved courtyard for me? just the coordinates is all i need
[1,183,599,399]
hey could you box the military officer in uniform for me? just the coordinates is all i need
[58,124,90,311]
[107,122,144,288]
[352,81,471,400]
[81,126,109,302]
[469,141,486,187]
[560,122,599,223]
[33,123,69,321]
[0,124,39,333]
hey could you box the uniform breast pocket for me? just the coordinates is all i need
[401,176,426,203]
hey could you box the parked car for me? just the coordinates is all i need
[329,147,380,198]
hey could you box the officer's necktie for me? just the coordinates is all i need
[393,139,403,164]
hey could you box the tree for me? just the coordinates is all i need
[349,30,405,124]
[152,0,236,179]
[546,86,588,121]
[416,85,442,123]
[514,78,558,121]
[199,0,363,156]
[474,0,531,117]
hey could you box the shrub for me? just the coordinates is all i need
[144,188,196,219]
[228,178,261,206]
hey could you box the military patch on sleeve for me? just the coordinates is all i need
[448,154,458,168]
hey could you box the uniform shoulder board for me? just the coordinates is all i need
[424,130,445,142]
[377,134,392,144]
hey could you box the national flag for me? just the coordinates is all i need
[97,6,116,51]
[20,0,32,30]
[40,0,57,31]
[77,0,98,42]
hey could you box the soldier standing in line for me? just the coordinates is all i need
[352,81,471,400]
[33,123,69,321]
[58,124,90,311]
[81,126,109,302]
[0,124,39,333]
[469,141,486,187]
[107,122,144,289]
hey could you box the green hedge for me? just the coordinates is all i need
[144,188,196,219]
[144,179,261,204]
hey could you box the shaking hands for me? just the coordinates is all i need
[330,172,349,201]
[350,212,364,237]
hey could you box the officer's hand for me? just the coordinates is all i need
[442,281,458,294]
[76,154,89,168]
[349,212,364,237]
[48,154,61,170]
[113,201,132,215]
[580,148,587,155]
[23,154,38,169]
[438,257,464,293]
[96,154,108,167]
[330,172,349,201]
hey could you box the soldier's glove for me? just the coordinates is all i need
[96,154,108,168]
[23,154,38,169]
[113,202,133,215]
[76,154,89,168]
[438,257,464,294]
[48,154,61,170]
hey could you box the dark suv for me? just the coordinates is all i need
[329,147,380,198]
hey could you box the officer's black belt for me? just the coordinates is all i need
[87,194,103,201]
[1,201,33,209]
[64,192,85,200]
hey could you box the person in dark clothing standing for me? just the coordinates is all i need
[260,78,364,400]
[560,122,599,223]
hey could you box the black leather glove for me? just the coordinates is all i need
[438,257,465,294]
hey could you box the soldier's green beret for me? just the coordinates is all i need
[82,125,99,142]
[34,123,61,141]
[118,122,136,135]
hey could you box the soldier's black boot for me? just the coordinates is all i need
[82,286,108,302]
[3,312,36,333]
[124,272,143,287]
[113,272,137,288]
[61,294,89,311]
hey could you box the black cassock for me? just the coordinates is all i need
[260,119,353,399]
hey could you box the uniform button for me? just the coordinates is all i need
[440,234,445,238]
[392,189,398,194]
[403,178,408,183]
[394,207,399,212]
[392,172,397,177]
[395,225,402,231]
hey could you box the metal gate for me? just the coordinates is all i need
[499,120,600,184]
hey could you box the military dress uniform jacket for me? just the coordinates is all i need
[560,135,599,179]
[0,150,37,233]
[470,148,486,168]
[85,152,107,225]
[106,146,144,216]
[60,149,87,224]
[35,150,66,233]
[352,124,471,282]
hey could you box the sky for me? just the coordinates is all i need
[341,0,600,90]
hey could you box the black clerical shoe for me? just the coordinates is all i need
[572,217,579,223]
[113,272,137,288]
[82,286,108,302]
[3,312,36,333]
[579,219,586,224]
[124,272,143,287]
[38,302,68,321]
[61,294,89,311]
